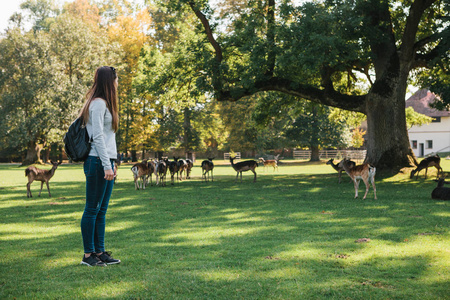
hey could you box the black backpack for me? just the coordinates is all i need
[64,117,92,162]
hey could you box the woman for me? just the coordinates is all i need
[79,66,121,267]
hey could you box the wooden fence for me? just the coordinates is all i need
[224,152,241,160]
[293,149,367,161]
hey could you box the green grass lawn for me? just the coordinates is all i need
[0,160,448,299]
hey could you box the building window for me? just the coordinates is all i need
[432,117,441,123]
[426,140,433,149]
[412,140,417,149]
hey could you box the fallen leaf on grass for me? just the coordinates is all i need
[355,238,371,243]
[265,256,280,260]
[320,211,334,215]
[335,254,349,259]
[418,232,440,236]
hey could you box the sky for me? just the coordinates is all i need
[0,0,72,33]
[0,0,25,33]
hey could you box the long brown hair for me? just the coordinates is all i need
[79,66,119,132]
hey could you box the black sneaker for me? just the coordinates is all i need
[97,252,121,265]
[81,254,107,267]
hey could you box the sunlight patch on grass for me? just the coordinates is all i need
[0,224,78,240]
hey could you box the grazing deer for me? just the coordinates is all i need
[230,156,258,182]
[185,159,193,179]
[410,155,443,179]
[326,158,356,184]
[157,158,168,186]
[131,160,149,190]
[25,161,62,198]
[431,178,450,200]
[169,157,180,185]
[258,154,279,172]
[201,157,214,182]
[341,158,377,200]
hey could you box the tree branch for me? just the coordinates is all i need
[188,1,222,62]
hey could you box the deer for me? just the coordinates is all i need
[157,158,168,187]
[131,160,149,190]
[25,160,62,198]
[326,158,356,184]
[169,157,181,185]
[177,158,188,180]
[410,155,443,180]
[341,158,377,200]
[185,159,193,179]
[146,159,157,187]
[431,178,450,200]
[258,154,279,172]
[201,157,214,182]
[230,156,258,182]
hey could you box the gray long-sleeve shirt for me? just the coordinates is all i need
[86,98,117,170]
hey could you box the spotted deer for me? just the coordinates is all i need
[201,157,214,182]
[258,154,279,172]
[131,160,149,190]
[341,158,377,200]
[230,156,258,182]
[25,161,62,198]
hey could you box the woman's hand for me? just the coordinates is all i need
[104,169,115,181]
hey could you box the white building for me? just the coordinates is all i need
[406,89,450,157]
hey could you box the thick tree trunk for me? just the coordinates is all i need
[310,145,320,161]
[365,89,416,171]
[22,141,43,166]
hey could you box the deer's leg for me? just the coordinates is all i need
[27,182,32,198]
[338,170,342,184]
[362,179,370,200]
[39,181,44,197]
[211,169,214,182]
[425,168,428,179]
[252,169,257,182]
[235,172,239,182]
[46,181,51,197]
[353,179,359,198]
[371,177,377,199]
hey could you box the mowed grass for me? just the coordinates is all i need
[0,159,448,299]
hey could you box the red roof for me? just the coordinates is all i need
[405,89,450,117]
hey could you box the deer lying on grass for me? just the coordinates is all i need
[25,161,61,198]
[201,157,214,182]
[185,159,193,179]
[341,158,377,200]
[431,178,450,200]
[131,160,150,190]
[258,154,279,172]
[169,157,180,185]
[410,155,443,179]
[230,156,258,182]
[326,158,356,184]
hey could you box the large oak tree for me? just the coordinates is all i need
[164,0,449,171]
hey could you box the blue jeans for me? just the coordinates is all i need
[81,156,114,254]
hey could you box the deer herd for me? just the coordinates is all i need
[23,154,448,201]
